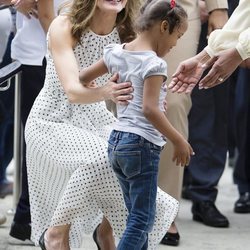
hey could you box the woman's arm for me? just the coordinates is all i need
[37,0,54,33]
[205,0,250,59]
[169,0,250,93]
[49,16,133,104]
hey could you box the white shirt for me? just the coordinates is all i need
[0,8,12,63]
[103,44,168,147]
[11,0,65,66]
[205,0,250,60]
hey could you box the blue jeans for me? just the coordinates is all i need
[108,130,162,250]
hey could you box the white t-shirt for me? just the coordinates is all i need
[11,0,65,66]
[0,8,12,63]
[103,44,168,147]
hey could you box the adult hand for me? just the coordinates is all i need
[199,48,243,89]
[207,9,228,35]
[0,0,12,5]
[12,0,38,19]
[107,73,133,105]
[168,51,213,93]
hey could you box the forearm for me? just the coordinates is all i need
[205,0,228,33]
[64,82,109,104]
[143,107,183,144]
[38,0,55,33]
[205,0,228,13]
[0,0,12,5]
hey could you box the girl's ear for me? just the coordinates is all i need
[160,20,169,33]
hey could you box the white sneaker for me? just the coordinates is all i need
[0,213,7,225]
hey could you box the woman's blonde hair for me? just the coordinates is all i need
[60,0,142,43]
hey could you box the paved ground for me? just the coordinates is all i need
[0,163,249,250]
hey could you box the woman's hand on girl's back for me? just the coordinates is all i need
[106,73,134,105]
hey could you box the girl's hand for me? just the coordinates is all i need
[105,73,133,105]
[172,138,194,167]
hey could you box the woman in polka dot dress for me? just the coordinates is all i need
[25,0,179,249]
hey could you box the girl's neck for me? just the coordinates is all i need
[90,10,117,35]
[126,32,156,52]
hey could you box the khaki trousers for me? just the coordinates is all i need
[158,18,201,201]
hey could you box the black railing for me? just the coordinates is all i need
[0,4,11,10]
[0,61,22,210]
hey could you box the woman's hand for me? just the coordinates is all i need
[168,55,208,93]
[199,48,243,89]
[13,0,38,19]
[104,73,133,105]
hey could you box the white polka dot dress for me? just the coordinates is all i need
[25,28,179,249]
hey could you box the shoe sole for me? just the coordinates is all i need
[234,207,250,213]
[160,239,179,246]
[193,214,229,228]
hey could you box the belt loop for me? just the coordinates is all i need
[114,130,120,144]
[139,135,144,147]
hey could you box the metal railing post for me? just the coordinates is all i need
[13,72,22,208]
[0,61,22,212]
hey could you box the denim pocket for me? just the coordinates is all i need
[115,150,141,178]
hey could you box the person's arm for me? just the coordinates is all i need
[205,0,228,35]
[79,59,108,86]
[37,0,54,33]
[169,0,250,93]
[205,0,250,59]
[168,50,212,93]
[143,75,193,166]
[0,0,12,4]
[199,27,250,88]
[49,16,133,105]
[198,47,243,88]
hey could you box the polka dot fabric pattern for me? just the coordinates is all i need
[25,28,179,249]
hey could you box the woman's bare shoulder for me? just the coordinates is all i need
[50,15,72,34]
[49,15,74,48]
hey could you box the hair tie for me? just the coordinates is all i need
[170,0,176,8]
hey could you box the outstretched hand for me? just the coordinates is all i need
[199,48,244,89]
[169,55,213,93]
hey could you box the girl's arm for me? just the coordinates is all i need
[143,76,184,144]
[79,59,108,86]
[49,16,119,104]
[143,76,193,166]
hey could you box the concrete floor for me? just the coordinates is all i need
[0,164,249,250]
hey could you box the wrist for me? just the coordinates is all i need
[196,50,211,65]
[171,133,185,146]
[100,84,111,102]
[230,48,243,64]
[208,8,227,15]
